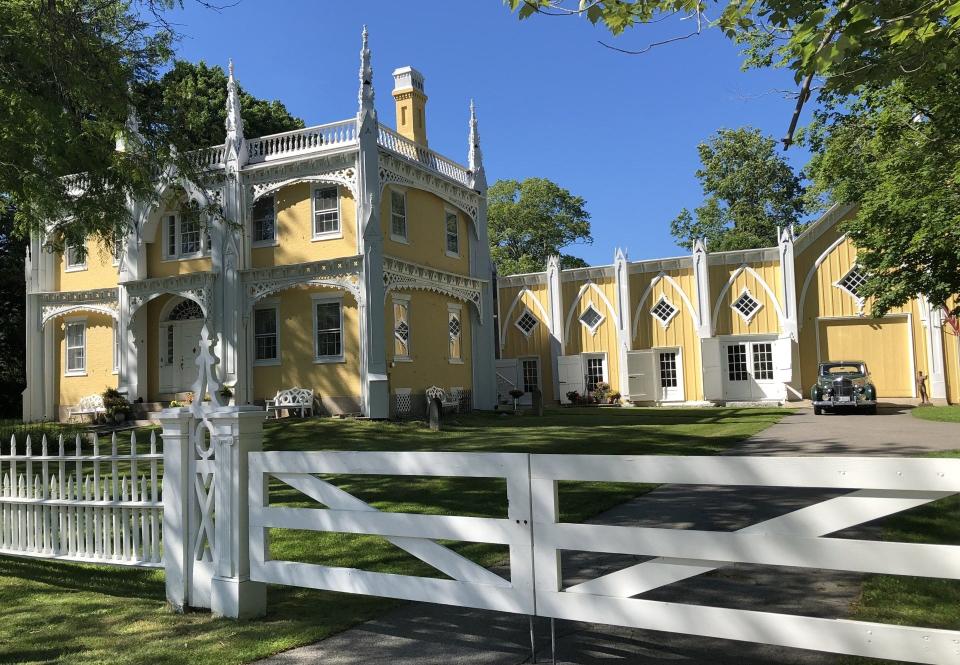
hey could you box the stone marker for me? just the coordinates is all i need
[532,389,544,417]
[428,398,442,431]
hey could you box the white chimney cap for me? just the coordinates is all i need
[392,66,425,94]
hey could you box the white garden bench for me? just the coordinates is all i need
[265,388,315,419]
[68,394,106,422]
[425,386,459,414]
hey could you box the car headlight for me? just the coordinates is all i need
[856,386,865,394]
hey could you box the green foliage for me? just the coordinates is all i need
[488,177,592,275]
[911,406,960,424]
[0,200,25,416]
[101,387,131,419]
[670,127,807,251]
[138,60,304,150]
[0,0,175,249]
[805,76,960,318]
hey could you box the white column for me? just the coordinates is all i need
[546,255,563,399]
[208,406,268,619]
[692,239,721,403]
[778,227,801,400]
[613,248,631,398]
[921,296,948,403]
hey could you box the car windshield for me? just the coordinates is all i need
[820,363,865,377]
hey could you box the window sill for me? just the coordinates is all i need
[64,371,87,377]
[311,232,343,242]
[445,251,460,260]
[64,266,87,273]
[390,235,410,245]
[448,358,464,365]
[393,356,412,363]
[162,253,209,263]
[254,359,281,367]
[314,356,345,364]
[252,238,279,248]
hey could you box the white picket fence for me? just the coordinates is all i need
[0,431,163,567]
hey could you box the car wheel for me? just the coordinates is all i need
[866,405,877,415]
[814,406,822,415]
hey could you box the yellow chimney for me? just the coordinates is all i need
[392,66,428,146]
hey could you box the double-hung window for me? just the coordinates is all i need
[65,243,86,271]
[390,190,407,241]
[164,213,207,259]
[65,321,86,375]
[444,211,459,256]
[253,196,276,244]
[254,307,279,364]
[393,296,411,360]
[312,187,340,238]
[314,298,343,361]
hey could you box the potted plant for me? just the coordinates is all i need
[508,388,524,413]
[565,390,581,406]
[608,391,621,405]
[219,385,234,405]
[592,382,611,405]
[102,388,132,425]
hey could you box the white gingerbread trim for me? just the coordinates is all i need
[126,272,216,318]
[241,256,364,311]
[383,255,486,321]
[38,288,119,328]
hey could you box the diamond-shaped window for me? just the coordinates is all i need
[837,266,867,299]
[579,304,604,332]
[732,290,761,323]
[448,315,462,339]
[395,320,410,342]
[515,310,539,337]
[651,296,678,327]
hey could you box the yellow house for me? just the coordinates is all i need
[22,29,497,421]
[497,204,959,406]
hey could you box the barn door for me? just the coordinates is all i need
[558,355,585,404]
[626,349,656,402]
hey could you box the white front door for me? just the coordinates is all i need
[656,348,685,402]
[626,349,656,402]
[558,355,585,404]
[722,340,777,401]
[159,320,204,394]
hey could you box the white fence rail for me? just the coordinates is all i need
[530,454,960,665]
[0,431,163,567]
[248,450,535,614]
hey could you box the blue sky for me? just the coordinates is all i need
[166,1,812,265]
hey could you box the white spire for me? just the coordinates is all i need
[225,58,244,156]
[358,26,375,114]
[468,100,483,170]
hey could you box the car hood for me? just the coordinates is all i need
[817,375,867,386]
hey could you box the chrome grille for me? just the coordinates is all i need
[833,378,854,397]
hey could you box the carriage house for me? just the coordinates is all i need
[496,205,960,407]
[22,30,497,421]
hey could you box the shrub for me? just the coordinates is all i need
[592,382,611,404]
[565,390,581,404]
[102,387,132,419]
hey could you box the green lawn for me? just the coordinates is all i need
[846,450,960,665]
[0,407,789,665]
[911,405,960,423]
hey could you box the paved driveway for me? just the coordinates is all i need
[258,407,958,665]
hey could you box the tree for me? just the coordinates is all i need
[0,198,25,417]
[504,1,960,146]
[138,60,304,149]
[488,178,592,275]
[670,127,807,251]
[805,77,960,323]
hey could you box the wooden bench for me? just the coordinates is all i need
[265,388,315,419]
[68,394,106,422]
[425,386,459,414]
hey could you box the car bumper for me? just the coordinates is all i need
[813,399,877,408]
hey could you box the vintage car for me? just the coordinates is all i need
[810,360,878,415]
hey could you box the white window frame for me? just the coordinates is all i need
[64,318,87,376]
[112,320,120,374]
[583,352,608,392]
[834,265,867,313]
[579,301,605,334]
[65,243,87,272]
[389,187,408,243]
[162,212,209,261]
[731,287,763,325]
[515,308,540,338]
[520,356,541,394]
[252,195,279,247]
[253,301,281,366]
[311,294,344,363]
[311,186,342,240]
[392,293,412,362]
[448,302,463,364]
[650,294,679,329]
[444,209,460,258]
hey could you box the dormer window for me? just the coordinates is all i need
[253,195,276,244]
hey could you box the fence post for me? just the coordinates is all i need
[207,405,267,619]
[158,407,194,613]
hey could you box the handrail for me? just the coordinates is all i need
[376,124,472,187]
[247,119,357,163]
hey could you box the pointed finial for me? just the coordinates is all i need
[358,25,375,113]
[224,58,245,162]
[693,237,708,254]
[614,247,628,264]
[228,58,234,79]
[468,99,485,187]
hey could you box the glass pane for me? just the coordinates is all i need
[726,344,748,381]
[255,308,277,335]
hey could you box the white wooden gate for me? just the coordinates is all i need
[625,349,656,401]
[248,451,535,614]
[530,454,960,665]
[557,355,583,403]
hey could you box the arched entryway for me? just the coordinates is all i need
[158,297,205,394]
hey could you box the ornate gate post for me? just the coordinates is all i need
[158,407,194,612]
[208,405,267,619]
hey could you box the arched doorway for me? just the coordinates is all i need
[158,298,205,394]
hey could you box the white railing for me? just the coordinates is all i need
[247,120,357,163]
[530,454,960,665]
[248,450,535,614]
[0,431,162,567]
[187,145,225,170]
[377,125,472,186]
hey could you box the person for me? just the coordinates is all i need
[917,370,929,404]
